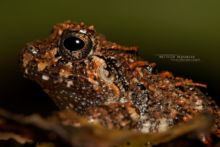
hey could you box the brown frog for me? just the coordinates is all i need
[20,21,220,141]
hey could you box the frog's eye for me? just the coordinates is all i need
[63,36,85,51]
[60,31,93,60]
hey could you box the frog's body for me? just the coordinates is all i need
[21,21,220,138]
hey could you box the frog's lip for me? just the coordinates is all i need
[67,74,90,80]
[40,73,90,83]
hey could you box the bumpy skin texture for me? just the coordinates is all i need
[21,21,220,137]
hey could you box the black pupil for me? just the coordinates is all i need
[63,36,85,51]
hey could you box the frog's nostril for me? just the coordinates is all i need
[24,45,39,56]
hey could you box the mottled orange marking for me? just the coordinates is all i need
[126,103,140,121]
[160,71,173,78]
[59,66,73,78]
[175,79,207,88]
[102,41,138,52]
[129,61,147,70]
[88,25,95,31]
[109,83,121,98]
[37,62,48,71]
[23,53,33,67]
[183,114,193,122]
[44,48,58,59]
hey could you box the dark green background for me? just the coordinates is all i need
[0,0,219,114]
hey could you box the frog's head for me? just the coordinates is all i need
[20,21,137,113]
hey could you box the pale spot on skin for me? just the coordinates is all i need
[58,29,63,35]
[129,58,134,63]
[25,69,28,74]
[65,62,73,68]
[69,103,74,108]
[65,106,70,109]
[88,25,95,30]
[158,118,169,132]
[31,49,38,54]
[66,81,73,88]
[141,121,151,133]
[195,105,203,110]
[42,75,50,81]
[194,99,203,110]
[79,29,87,34]
[88,118,95,123]
[59,69,73,78]
[119,97,128,103]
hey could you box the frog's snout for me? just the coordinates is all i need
[20,45,37,78]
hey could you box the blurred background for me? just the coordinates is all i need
[0,0,219,115]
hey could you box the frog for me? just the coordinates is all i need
[20,21,220,142]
